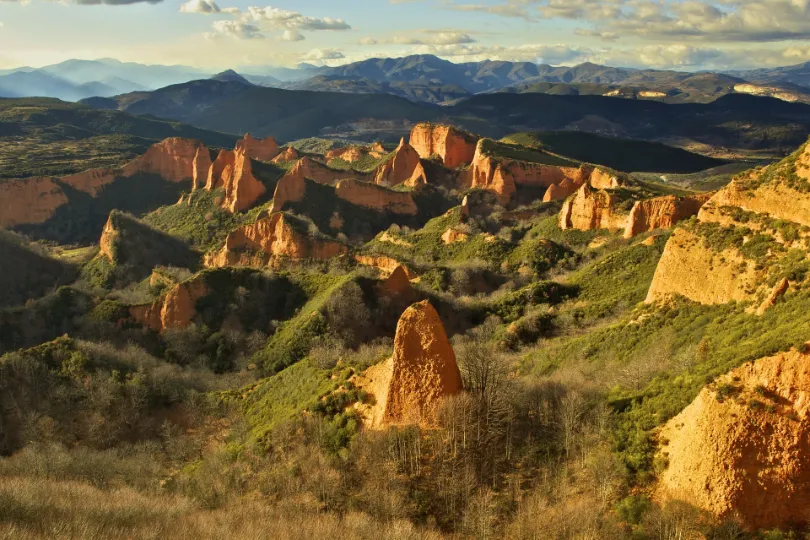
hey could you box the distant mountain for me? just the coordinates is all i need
[288,55,810,105]
[729,61,810,88]
[82,79,810,155]
[81,79,435,141]
[211,70,253,85]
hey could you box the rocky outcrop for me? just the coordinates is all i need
[354,254,416,279]
[373,138,427,187]
[441,228,469,244]
[129,277,209,333]
[191,147,213,190]
[99,215,119,261]
[658,349,810,530]
[268,169,306,214]
[335,179,418,215]
[646,140,810,306]
[463,139,619,205]
[379,265,415,300]
[624,194,712,238]
[282,157,362,187]
[121,137,210,184]
[234,133,279,161]
[355,301,463,427]
[204,149,266,212]
[543,178,580,202]
[272,146,300,164]
[205,212,347,268]
[646,227,759,305]
[0,138,211,228]
[559,183,628,231]
[0,177,69,228]
[410,123,478,168]
[757,278,790,315]
[326,146,365,163]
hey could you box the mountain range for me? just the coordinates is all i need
[7,55,810,106]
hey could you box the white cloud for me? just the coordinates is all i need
[179,0,220,14]
[280,29,305,42]
[359,30,477,46]
[245,7,351,30]
[207,20,263,40]
[304,48,346,61]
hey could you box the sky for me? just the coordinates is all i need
[2,0,810,71]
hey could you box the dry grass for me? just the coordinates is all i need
[0,476,443,540]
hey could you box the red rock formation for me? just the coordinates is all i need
[624,194,712,238]
[283,157,362,186]
[326,146,365,163]
[354,301,463,427]
[191,147,213,191]
[409,123,478,168]
[129,277,209,333]
[373,138,427,187]
[271,146,300,164]
[0,137,211,228]
[234,133,279,161]
[658,349,810,530]
[335,179,418,215]
[379,265,414,299]
[558,183,627,231]
[99,215,119,261]
[269,169,307,214]
[121,137,210,183]
[543,178,581,202]
[0,177,69,228]
[205,212,347,267]
[204,149,266,212]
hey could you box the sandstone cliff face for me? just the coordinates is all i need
[121,137,210,184]
[0,177,69,228]
[658,349,810,530]
[129,277,209,333]
[204,149,266,212]
[191,147,213,190]
[205,212,347,268]
[234,133,279,161]
[355,301,463,427]
[624,194,712,238]
[645,227,759,305]
[0,137,211,228]
[410,123,478,168]
[326,146,365,163]
[373,138,426,187]
[465,148,517,205]
[559,183,628,231]
[268,169,307,214]
[335,179,418,215]
[543,178,579,202]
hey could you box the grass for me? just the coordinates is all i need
[479,138,576,167]
[143,190,251,252]
[224,359,342,444]
[80,210,200,290]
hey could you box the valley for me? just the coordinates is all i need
[4,51,810,539]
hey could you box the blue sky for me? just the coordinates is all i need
[1,0,810,70]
